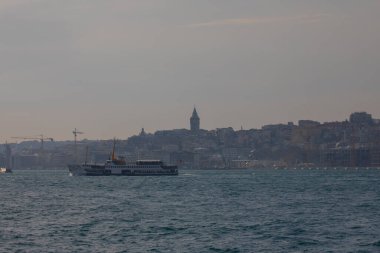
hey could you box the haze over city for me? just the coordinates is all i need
[1,0,379,141]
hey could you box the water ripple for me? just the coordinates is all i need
[0,169,379,252]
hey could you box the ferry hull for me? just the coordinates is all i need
[68,164,178,176]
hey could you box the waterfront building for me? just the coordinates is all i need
[170,151,196,168]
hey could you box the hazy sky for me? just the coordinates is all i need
[1,0,379,141]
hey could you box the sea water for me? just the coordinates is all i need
[1,169,379,252]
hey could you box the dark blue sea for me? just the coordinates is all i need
[1,169,380,253]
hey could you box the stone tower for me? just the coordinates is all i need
[190,107,200,132]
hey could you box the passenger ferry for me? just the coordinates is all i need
[68,160,178,176]
[68,142,178,176]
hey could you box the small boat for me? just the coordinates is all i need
[0,167,12,174]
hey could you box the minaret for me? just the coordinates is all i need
[190,107,200,132]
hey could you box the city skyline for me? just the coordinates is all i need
[1,1,379,141]
[3,108,378,143]
[4,111,380,170]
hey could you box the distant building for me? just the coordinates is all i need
[229,160,259,169]
[298,120,320,128]
[349,112,373,125]
[13,154,39,169]
[190,107,200,132]
[319,142,380,167]
[170,151,196,168]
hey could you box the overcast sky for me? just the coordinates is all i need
[1,0,379,141]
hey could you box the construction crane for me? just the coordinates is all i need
[72,128,84,163]
[72,128,84,146]
[11,135,54,168]
[11,134,54,151]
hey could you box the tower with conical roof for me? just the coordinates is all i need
[190,107,200,132]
